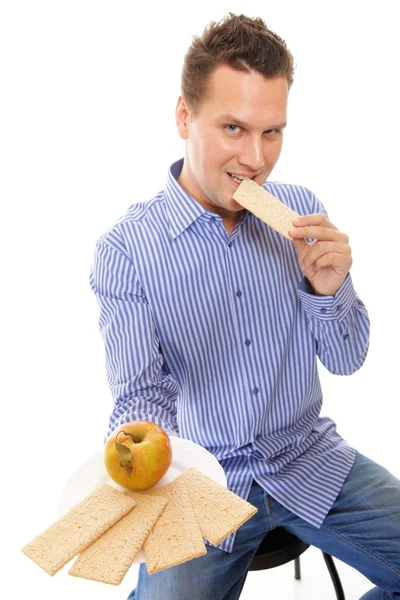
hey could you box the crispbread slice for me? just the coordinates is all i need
[68,493,167,585]
[21,484,136,576]
[233,178,300,239]
[144,478,206,574]
[179,468,258,545]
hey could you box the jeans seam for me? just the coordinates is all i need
[323,521,400,579]
[264,493,276,530]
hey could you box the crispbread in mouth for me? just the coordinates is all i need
[233,178,300,239]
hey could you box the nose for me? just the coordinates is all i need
[238,135,265,173]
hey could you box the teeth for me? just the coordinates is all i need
[229,173,248,183]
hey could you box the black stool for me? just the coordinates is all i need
[249,527,345,599]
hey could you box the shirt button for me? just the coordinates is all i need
[336,304,343,311]
[343,333,349,340]
[320,308,327,314]
[210,217,216,223]
[245,339,251,346]
[228,242,233,248]
[236,291,242,297]
[253,387,259,394]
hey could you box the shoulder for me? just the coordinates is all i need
[96,191,166,253]
[263,180,326,216]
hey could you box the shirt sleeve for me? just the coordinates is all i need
[89,234,179,442]
[296,189,370,375]
[297,273,370,374]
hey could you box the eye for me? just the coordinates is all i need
[264,128,282,137]
[226,124,242,134]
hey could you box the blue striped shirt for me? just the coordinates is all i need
[90,158,370,552]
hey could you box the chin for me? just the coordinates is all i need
[227,197,246,212]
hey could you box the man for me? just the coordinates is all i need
[90,13,400,600]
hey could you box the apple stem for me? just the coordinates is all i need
[118,430,137,443]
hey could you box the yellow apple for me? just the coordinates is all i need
[104,421,173,491]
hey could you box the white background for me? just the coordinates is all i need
[1,0,399,598]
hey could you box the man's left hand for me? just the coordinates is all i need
[289,213,353,296]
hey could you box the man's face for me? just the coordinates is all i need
[176,64,288,218]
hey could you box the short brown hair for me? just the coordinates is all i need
[181,13,295,113]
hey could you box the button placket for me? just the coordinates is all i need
[225,232,257,433]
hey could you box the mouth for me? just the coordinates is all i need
[227,173,257,188]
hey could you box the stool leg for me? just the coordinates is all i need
[322,553,346,600]
[294,556,301,580]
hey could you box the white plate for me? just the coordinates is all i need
[58,436,226,564]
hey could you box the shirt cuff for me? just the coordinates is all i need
[297,273,357,322]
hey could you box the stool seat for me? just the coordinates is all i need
[248,527,345,599]
[249,526,309,571]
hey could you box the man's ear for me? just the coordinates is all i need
[176,96,190,140]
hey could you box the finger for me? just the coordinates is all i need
[292,213,337,230]
[313,252,353,272]
[291,237,316,259]
[289,226,349,243]
[302,242,351,272]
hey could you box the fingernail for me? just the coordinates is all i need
[293,219,301,225]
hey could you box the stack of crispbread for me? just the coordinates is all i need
[21,468,257,585]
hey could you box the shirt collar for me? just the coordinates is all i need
[164,158,212,240]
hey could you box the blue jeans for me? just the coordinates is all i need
[127,451,400,599]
